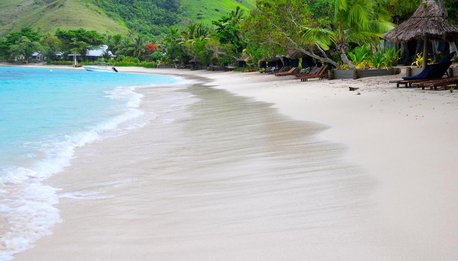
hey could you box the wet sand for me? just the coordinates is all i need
[15,68,458,260]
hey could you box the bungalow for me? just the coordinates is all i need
[86,45,115,61]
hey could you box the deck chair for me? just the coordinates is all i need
[299,65,328,82]
[413,76,458,90]
[296,66,319,78]
[390,52,455,87]
[275,67,299,76]
[265,66,277,74]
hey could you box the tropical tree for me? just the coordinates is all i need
[241,0,338,66]
[212,6,246,53]
[41,35,61,61]
[55,28,104,57]
[331,0,393,68]
[9,36,42,63]
[106,34,126,55]
[0,28,43,62]
[129,35,148,58]
[162,26,189,64]
[181,23,212,65]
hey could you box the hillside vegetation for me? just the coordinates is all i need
[0,0,257,36]
[88,0,182,36]
[181,0,255,25]
[0,0,128,36]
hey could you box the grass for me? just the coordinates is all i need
[0,0,128,36]
[0,0,256,36]
[181,0,256,25]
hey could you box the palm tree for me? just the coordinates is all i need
[131,36,146,58]
[332,0,393,68]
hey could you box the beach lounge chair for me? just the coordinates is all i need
[296,66,319,78]
[299,65,328,82]
[413,76,458,90]
[264,67,277,74]
[390,52,456,87]
[275,67,299,76]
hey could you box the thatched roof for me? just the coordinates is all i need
[385,0,458,42]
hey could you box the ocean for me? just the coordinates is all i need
[0,66,177,260]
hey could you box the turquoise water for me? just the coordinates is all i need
[0,66,175,171]
[0,66,177,260]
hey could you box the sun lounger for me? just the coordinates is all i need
[412,76,458,90]
[275,67,299,76]
[296,66,319,78]
[264,67,278,74]
[391,51,456,87]
[299,65,328,82]
[389,78,431,88]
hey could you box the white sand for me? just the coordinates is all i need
[14,67,458,260]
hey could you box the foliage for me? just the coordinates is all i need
[181,0,255,25]
[109,55,156,67]
[146,43,159,53]
[332,0,393,68]
[445,0,458,23]
[348,44,372,69]
[385,0,421,23]
[241,0,337,66]
[55,28,104,56]
[0,28,43,62]
[411,53,435,68]
[212,7,246,53]
[382,47,400,68]
[345,45,400,69]
[0,2,412,70]
[371,51,385,69]
[89,0,181,36]
[162,27,190,64]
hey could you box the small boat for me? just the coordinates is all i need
[83,65,118,73]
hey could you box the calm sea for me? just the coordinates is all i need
[0,66,177,260]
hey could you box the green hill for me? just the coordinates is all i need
[0,0,128,36]
[181,0,256,25]
[0,0,256,36]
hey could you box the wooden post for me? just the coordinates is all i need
[352,69,359,79]
[406,67,412,77]
[423,36,428,69]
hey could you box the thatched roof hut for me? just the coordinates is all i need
[385,0,458,67]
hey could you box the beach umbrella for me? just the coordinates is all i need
[385,0,458,68]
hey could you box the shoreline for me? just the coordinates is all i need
[12,67,458,260]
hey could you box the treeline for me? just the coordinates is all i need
[0,28,162,67]
[161,0,413,69]
[0,0,456,69]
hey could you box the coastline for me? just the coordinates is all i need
[12,67,458,260]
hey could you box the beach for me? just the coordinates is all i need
[14,68,458,260]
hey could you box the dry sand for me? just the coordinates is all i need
[14,67,458,260]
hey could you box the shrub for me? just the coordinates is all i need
[410,52,434,68]
[348,44,372,69]
[382,47,400,68]
[346,45,400,69]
